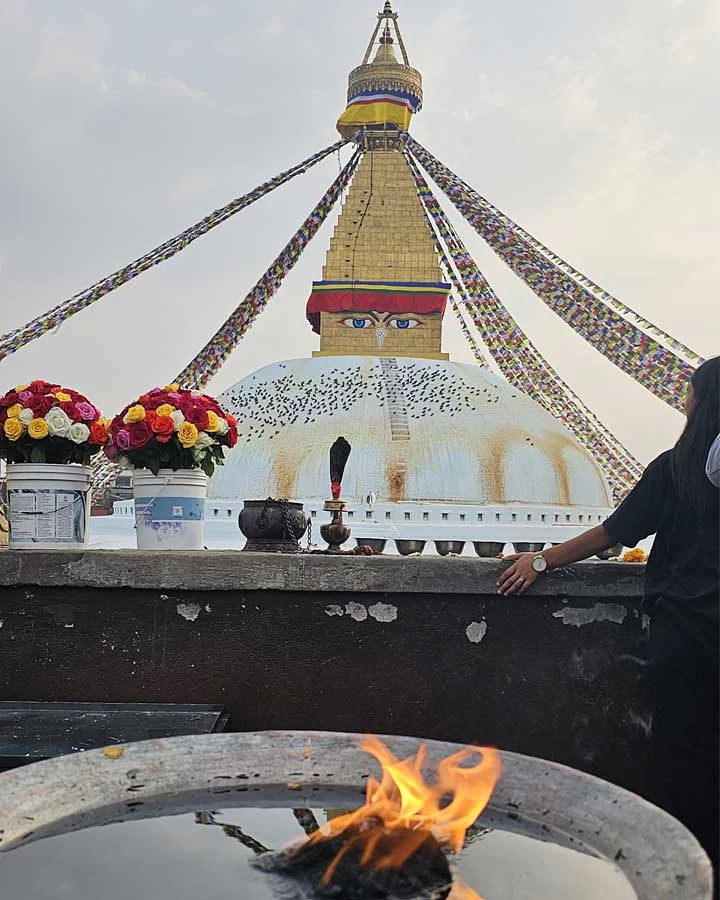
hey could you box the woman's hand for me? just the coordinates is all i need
[496,553,539,595]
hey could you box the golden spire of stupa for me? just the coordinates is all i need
[336,2,423,139]
[306,5,449,361]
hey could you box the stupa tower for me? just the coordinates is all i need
[308,3,449,361]
[209,3,614,551]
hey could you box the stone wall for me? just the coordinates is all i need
[0,550,651,793]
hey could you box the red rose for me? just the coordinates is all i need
[226,414,237,427]
[227,422,238,448]
[58,400,82,422]
[111,414,124,434]
[0,391,18,408]
[144,409,157,428]
[29,396,54,418]
[128,421,151,448]
[29,380,52,393]
[184,406,209,431]
[194,395,212,411]
[151,414,174,438]
[89,422,108,445]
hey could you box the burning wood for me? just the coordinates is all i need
[254,736,501,899]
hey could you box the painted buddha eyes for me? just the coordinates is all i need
[340,317,421,330]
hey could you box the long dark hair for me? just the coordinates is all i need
[672,356,720,515]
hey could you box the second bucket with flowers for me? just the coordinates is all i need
[105,385,238,550]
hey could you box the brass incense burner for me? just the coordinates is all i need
[320,499,351,553]
[320,437,352,553]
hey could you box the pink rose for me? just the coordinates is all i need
[75,401,97,421]
[115,429,132,451]
[18,391,32,403]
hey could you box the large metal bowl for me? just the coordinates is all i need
[0,731,712,899]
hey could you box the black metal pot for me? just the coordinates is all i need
[238,499,308,552]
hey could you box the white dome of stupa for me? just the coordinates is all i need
[211,356,612,510]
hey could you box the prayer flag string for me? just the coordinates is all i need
[0,137,350,361]
[90,147,360,495]
[175,150,362,390]
[406,136,698,413]
[405,152,641,499]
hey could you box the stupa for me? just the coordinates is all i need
[208,3,613,554]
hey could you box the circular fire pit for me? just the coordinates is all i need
[0,732,711,899]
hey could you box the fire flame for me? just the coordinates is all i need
[307,735,501,894]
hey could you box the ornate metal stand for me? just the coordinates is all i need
[320,499,351,553]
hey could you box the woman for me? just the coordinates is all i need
[498,356,719,873]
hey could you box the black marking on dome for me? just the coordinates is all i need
[219,360,504,443]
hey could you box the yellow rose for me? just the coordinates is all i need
[178,422,198,448]
[15,384,29,391]
[55,391,72,402]
[3,418,24,441]
[124,404,146,424]
[156,403,175,417]
[6,403,23,418]
[205,410,220,432]
[164,383,180,392]
[28,417,49,440]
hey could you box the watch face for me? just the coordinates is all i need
[532,556,547,573]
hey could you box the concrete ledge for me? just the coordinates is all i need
[0,549,645,597]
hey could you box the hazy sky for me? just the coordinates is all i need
[1,0,718,465]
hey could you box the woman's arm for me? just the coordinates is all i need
[496,525,616,596]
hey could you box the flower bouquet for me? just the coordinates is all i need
[104,385,238,550]
[0,380,108,549]
[104,384,237,476]
[0,380,108,465]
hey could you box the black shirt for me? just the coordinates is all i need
[603,450,719,650]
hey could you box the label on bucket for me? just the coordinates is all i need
[9,489,87,543]
[135,497,204,522]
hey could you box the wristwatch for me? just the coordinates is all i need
[531,552,548,574]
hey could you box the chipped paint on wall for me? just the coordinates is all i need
[176,602,201,622]
[368,602,398,623]
[465,621,488,644]
[345,601,368,622]
[552,603,627,628]
[324,601,398,623]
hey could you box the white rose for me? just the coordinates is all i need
[45,407,72,438]
[215,417,229,435]
[194,431,214,449]
[69,422,90,444]
[19,408,34,425]
[170,410,185,431]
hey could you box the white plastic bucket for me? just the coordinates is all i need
[6,463,92,550]
[133,469,207,550]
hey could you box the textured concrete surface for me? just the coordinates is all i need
[0,731,711,899]
[0,549,645,597]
